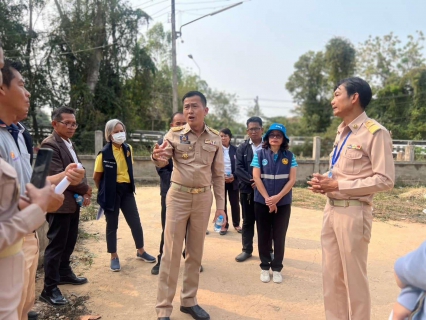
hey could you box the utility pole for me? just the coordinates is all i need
[171,0,179,113]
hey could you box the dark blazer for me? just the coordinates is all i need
[227,144,239,191]
[155,138,173,196]
[234,140,255,194]
[41,131,90,214]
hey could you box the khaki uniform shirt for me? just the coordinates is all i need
[327,112,395,205]
[152,123,225,210]
[0,158,44,253]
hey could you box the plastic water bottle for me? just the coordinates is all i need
[55,163,84,194]
[214,215,224,232]
[74,194,83,207]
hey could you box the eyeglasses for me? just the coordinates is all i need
[247,127,261,132]
[58,121,79,128]
[269,134,283,139]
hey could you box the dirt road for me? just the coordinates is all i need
[37,187,426,320]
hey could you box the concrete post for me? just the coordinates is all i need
[396,151,404,161]
[313,136,321,173]
[95,130,103,155]
[404,145,415,162]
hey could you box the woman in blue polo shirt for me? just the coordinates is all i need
[251,123,297,284]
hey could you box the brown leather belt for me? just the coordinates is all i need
[170,182,210,194]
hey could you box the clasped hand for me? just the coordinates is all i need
[307,173,339,194]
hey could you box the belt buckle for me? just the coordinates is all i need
[191,188,200,194]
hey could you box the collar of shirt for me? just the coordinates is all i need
[222,145,230,151]
[61,137,73,147]
[0,119,21,149]
[337,111,368,135]
[112,144,122,151]
[182,123,209,135]
[16,122,26,134]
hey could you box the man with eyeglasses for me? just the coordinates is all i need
[234,117,272,262]
[39,106,92,306]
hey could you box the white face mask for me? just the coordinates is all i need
[112,132,126,145]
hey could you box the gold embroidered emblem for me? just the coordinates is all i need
[182,153,189,160]
[282,158,289,165]
[364,120,381,134]
[208,127,219,135]
[171,126,184,132]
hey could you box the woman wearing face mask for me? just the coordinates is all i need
[93,119,155,272]
[251,123,297,284]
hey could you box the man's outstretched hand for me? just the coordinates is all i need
[152,140,170,164]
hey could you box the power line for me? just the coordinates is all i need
[134,0,168,10]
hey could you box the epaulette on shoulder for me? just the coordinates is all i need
[364,119,381,135]
[171,126,184,132]
[208,127,219,135]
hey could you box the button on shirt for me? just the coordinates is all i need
[223,145,232,175]
[152,124,225,210]
[327,112,395,205]
[94,144,134,183]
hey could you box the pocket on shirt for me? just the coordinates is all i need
[340,149,366,175]
[0,162,19,212]
[202,145,216,164]
[175,144,195,164]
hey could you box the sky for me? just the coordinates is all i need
[128,0,426,120]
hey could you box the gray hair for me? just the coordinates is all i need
[105,119,126,142]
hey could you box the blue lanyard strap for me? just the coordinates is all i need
[331,131,352,168]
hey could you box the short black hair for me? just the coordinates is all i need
[182,91,207,107]
[334,77,372,109]
[52,106,76,121]
[220,128,233,139]
[246,116,262,127]
[170,111,184,124]
[1,59,23,88]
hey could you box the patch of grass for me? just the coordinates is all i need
[80,190,98,221]
[292,187,426,224]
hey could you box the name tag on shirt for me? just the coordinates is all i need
[205,139,216,145]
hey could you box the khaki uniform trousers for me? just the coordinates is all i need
[321,202,373,320]
[156,188,213,317]
[17,233,39,320]
[0,251,25,320]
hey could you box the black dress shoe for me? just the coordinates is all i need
[59,273,88,285]
[151,262,160,275]
[157,318,170,320]
[40,288,68,306]
[28,310,38,320]
[235,252,252,262]
[180,305,210,320]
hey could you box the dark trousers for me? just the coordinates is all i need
[255,202,291,272]
[44,208,80,292]
[158,194,167,261]
[104,183,144,253]
[224,183,240,228]
[241,192,256,253]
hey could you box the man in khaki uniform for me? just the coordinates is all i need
[308,77,395,320]
[152,91,225,320]
[0,159,58,320]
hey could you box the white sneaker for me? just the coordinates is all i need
[273,271,282,283]
[260,270,270,283]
